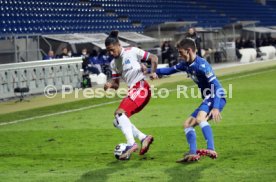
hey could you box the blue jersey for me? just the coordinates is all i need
[98,54,113,64]
[156,56,225,109]
[89,56,100,65]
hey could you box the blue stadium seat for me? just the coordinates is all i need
[0,0,276,35]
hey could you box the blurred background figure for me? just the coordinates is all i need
[43,50,55,60]
[185,27,202,57]
[67,50,73,58]
[80,48,100,75]
[89,49,102,73]
[80,48,89,59]
[161,41,173,64]
[98,49,113,79]
[58,47,69,59]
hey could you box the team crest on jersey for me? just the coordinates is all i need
[124,59,130,64]
[206,71,213,78]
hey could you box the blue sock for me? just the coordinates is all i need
[184,127,197,154]
[199,121,215,150]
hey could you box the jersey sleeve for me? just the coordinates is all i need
[110,60,121,79]
[174,61,187,72]
[198,63,216,83]
[198,63,223,109]
[133,47,150,61]
[156,61,187,75]
[209,78,223,109]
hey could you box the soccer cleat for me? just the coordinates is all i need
[119,143,138,160]
[176,152,200,163]
[196,149,218,159]
[139,135,154,155]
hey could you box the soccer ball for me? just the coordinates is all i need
[114,143,129,160]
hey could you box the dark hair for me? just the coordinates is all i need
[105,30,119,46]
[177,38,196,52]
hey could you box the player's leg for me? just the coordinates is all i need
[113,108,136,146]
[196,110,215,150]
[197,111,218,158]
[177,116,200,163]
[113,108,138,160]
[130,122,153,152]
[131,124,146,141]
[196,97,226,159]
[197,98,226,158]
[129,80,154,155]
[113,81,153,159]
[131,123,154,155]
[184,116,198,155]
[114,91,145,143]
[195,102,217,159]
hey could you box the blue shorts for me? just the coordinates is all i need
[191,96,226,118]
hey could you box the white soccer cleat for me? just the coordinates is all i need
[119,143,138,160]
[140,135,154,155]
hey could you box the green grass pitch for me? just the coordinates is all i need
[0,67,276,182]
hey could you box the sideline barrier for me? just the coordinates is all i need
[259,46,276,60]
[239,48,257,63]
[0,58,83,100]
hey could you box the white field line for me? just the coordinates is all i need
[0,100,120,126]
[0,68,275,126]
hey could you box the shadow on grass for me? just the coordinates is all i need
[77,160,142,182]
[165,161,212,182]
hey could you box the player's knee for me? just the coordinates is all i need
[196,113,207,124]
[183,118,195,128]
[113,109,126,128]
[113,118,120,128]
[196,117,204,124]
[183,121,190,128]
[114,108,125,117]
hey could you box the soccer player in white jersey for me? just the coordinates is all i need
[104,30,158,160]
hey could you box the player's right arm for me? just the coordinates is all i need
[104,60,120,90]
[104,77,120,90]
[156,61,187,75]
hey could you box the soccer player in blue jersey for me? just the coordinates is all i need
[156,38,226,162]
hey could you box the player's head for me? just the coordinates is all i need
[177,38,196,62]
[105,30,121,58]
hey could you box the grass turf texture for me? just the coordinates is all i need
[0,66,276,181]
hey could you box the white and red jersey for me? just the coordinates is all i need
[111,47,150,88]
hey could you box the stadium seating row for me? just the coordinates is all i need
[0,0,276,35]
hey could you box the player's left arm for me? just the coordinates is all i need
[147,53,158,80]
[201,65,223,122]
[156,61,187,75]
[140,63,148,75]
[208,78,223,122]
[104,60,120,90]
[136,47,158,80]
